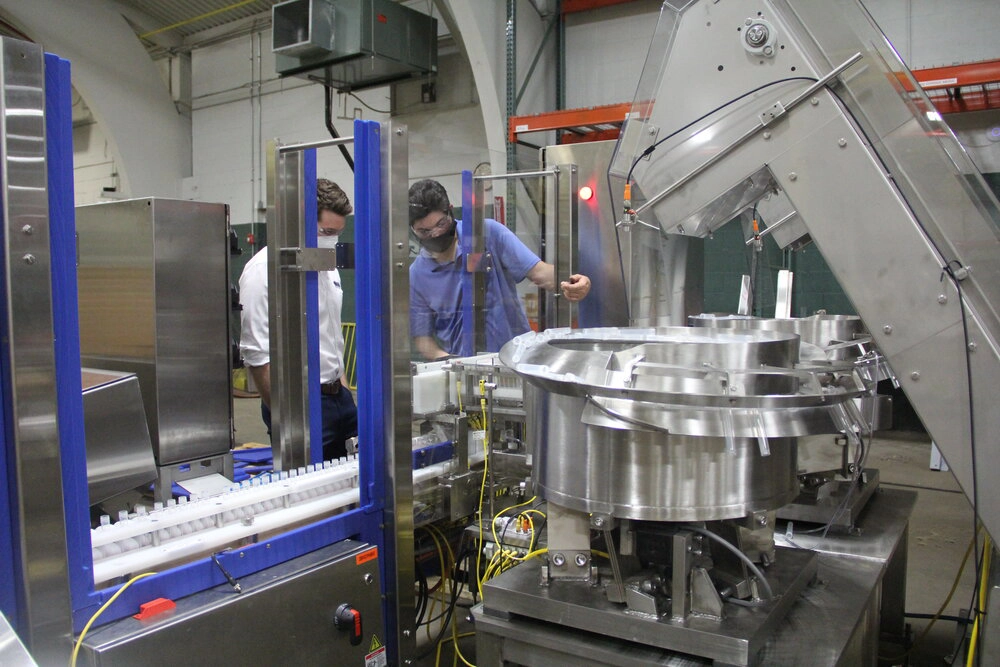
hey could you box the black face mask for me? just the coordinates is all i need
[418,218,457,253]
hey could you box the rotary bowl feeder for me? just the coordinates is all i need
[500,326,869,523]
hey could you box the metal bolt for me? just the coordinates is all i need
[648,127,656,135]
[403,629,411,638]
[788,172,797,181]
[937,294,948,304]
[266,543,271,549]
[396,242,403,249]
[552,553,566,567]
[757,515,768,527]
[838,138,847,147]
[22,254,36,265]
[405,661,413,666]
[21,225,32,235]
[395,128,404,136]
[763,45,774,57]
[575,554,588,567]
[969,342,978,352]
[762,130,772,140]
[395,261,403,268]
[910,371,920,381]
[239,551,246,558]
[746,24,769,47]
[593,516,605,528]
[810,97,819,106]
[364,573,374,585]
[745,18,753,26]
[882,325,893,335]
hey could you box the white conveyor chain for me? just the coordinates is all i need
[90,456,360,586]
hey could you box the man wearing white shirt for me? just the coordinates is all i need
[238,179,358,460]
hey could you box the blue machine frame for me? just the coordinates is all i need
[0,46,403,662]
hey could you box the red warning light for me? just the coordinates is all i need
[579,186,594,201]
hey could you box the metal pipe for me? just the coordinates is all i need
[635,53,862,216]
[486,376,496,521]
[279,136,355,154]
[745,211,796,245]
[476,168,557,181]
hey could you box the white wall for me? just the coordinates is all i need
[73,118,120,206]
[2,0,190,200]
[188,31,375,226]
[863,0,1000,68]
[563,0,663,109]
[188,26,492,223]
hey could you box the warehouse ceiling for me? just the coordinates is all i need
[113,0,282,55]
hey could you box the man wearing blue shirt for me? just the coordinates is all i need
[408,179,591,360]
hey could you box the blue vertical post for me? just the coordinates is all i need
[460,169,474,356]
[45,52,92,625]
[352,119,395,659]
[302,151,323,465]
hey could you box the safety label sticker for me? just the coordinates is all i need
[365,635,386,667]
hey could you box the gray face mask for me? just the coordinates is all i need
[418,218,457,253]
[317,235,339,249]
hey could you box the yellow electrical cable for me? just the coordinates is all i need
[427,524,456,569]
[521,547,549,562]
[966,535,992,667]
[489,496,537,552]
[456,379,463,412]
[435,631,476,667]
[71,572,158,667]
[881,534,975,663]
[474,400,491,599]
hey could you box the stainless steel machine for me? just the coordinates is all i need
[481,325,880,665]
[77,198,235,499]
[473,0,1000,664]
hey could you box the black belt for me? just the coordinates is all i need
[320,378,342,395]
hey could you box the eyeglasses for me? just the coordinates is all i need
[318,227,340,236]
[412,212,452,239]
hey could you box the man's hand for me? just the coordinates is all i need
[560,274,591,301]
[414,335,451,361]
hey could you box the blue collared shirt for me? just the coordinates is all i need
[410,218,540,356]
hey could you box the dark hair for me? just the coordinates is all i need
[408,179,451,225]
[317,178,352,217]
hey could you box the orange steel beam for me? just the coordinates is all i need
[894,59,1000,113]
[559,128,623,145]
[911,59,1000,90]
[925,88,999,115]
[509,102,632,143]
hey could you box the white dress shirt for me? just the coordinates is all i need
[238,246,345,383]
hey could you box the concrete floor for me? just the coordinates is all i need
[232,395,977,665]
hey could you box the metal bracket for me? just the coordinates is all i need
[759,101,786,126]
[278,247,338,272]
